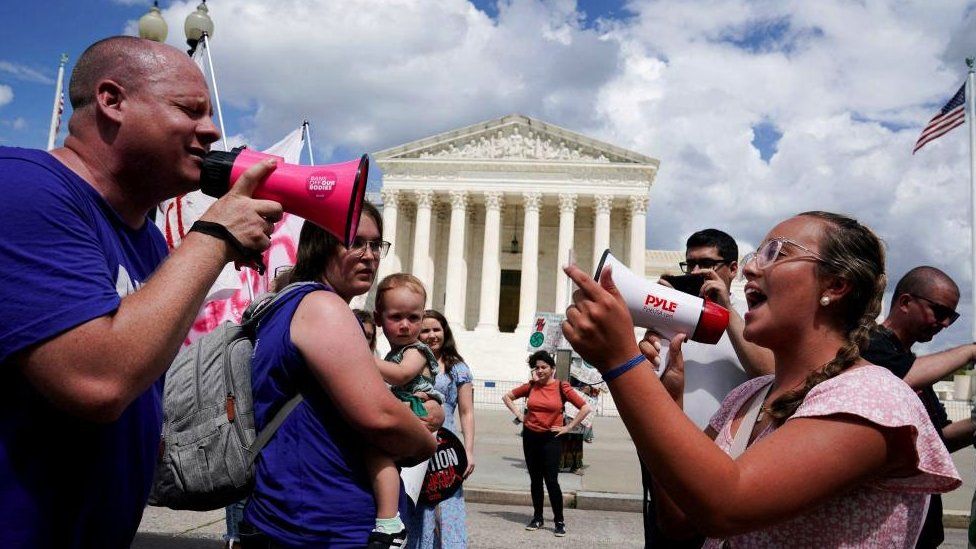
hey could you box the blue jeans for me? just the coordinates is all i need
[225,500,246,542]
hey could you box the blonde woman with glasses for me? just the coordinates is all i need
[562,211,960,547]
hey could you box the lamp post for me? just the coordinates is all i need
[137,1,168,42]
[182,0,227,150]
[184,0,214,57]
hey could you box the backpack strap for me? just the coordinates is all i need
[247,393,304,466]
[559,380,571,405]
[240,281,323,464]
[242,281,322,331]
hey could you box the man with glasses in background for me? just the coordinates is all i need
[641,229,774,548]
[862,266,976,549]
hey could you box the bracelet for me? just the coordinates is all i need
[189,221,266,275]
[602,353,646,382]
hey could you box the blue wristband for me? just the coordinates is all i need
[601,354,646,382]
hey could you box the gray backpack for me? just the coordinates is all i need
[147,282,317,511]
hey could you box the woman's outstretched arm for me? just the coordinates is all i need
[561,264,906,537]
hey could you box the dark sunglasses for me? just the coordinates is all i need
[909,294,959,325]
[679,258,731,274]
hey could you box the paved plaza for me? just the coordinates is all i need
[135,408,976,547]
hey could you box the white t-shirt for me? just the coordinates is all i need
[662,296,748,429]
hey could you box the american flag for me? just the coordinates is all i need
[913,83,966,154]
[53,89,64,136]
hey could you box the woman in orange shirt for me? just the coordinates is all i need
[502,350,592,538]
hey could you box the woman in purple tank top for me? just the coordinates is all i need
[240,202,441,549]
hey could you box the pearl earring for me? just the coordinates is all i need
[820,295,830,306]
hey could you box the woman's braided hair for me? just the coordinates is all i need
[768,211,887,422]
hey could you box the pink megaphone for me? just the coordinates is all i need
[199,146,368,246]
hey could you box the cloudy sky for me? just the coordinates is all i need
[3,0,976,351]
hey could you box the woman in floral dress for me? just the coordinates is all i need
[407,309,476,548]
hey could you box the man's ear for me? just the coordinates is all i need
[727,260,739,280]
[894,293,913,313]
[94,79,126,124]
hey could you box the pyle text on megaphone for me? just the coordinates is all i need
[595,249,729,344]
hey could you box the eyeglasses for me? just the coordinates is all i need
[679,258,731,274]
[738,237,828,279]
[347,238,391,258]
[909,294,959,325]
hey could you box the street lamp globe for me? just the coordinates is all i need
[137,1,168,43]
[184,0,214,56]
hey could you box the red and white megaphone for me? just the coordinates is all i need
[200,146,368,246]
[595,249,729,344]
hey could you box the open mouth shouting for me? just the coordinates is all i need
[744,283,767,311]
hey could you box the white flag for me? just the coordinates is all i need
[157,125,309,344]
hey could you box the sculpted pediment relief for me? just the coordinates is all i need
[374,114,657,166]
[414,126,611,163]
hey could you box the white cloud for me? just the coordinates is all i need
[0,61,54,85]
[134,0,618,152]
[124,0,976,344]
[0,85,13,107]
[590,0,976,343]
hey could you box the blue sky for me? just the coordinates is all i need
[0,1,154,147]
[4,1,976,350]
[471,0,632,25]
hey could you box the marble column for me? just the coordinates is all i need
[476,191,504,332]
[411,190,434,294]
[444,191,469,329]
[555,193,577,310]
[426,203,446,309]
[592,194,612,270]
[378,188,402,279]
[629,195,648,276]
[517,192,542,331]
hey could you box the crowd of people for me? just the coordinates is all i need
[2,34,976,549]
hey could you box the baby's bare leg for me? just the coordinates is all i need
[364,446,401,519]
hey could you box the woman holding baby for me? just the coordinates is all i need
[239,202,442,549]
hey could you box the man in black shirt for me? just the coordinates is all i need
[862,266,976,548]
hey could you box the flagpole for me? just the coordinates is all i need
[46,54,68,151]
[966,57,976,341]
[968,57,976,342]
[199,31,246,297]
[302,120,316,164]
[200,33,228,152]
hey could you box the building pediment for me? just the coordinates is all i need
[373,114,658,167]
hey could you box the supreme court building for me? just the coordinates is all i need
[367,114,673,380]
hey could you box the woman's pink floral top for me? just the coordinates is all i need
[702,365,961,548]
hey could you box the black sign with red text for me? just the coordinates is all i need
[419,428,467,505]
